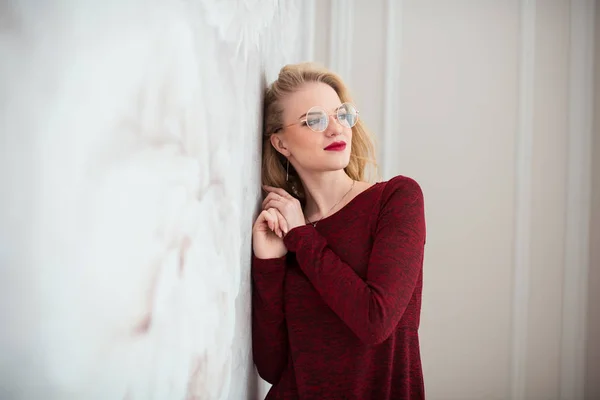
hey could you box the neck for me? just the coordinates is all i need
[300,169,355,221]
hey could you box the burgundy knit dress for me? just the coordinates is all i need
[252,175,426,399]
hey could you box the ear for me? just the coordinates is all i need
[270,133,291,157]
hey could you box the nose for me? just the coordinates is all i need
[325,115,342,136]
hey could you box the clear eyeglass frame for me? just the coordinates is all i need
[277,102,359,133]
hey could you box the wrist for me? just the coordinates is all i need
[253,249,287,260]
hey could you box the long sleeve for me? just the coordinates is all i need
[251,255,288,384]
[283,179,426,345]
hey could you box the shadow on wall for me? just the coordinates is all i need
[0,1,303,399]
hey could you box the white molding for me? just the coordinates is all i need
[381,0,402,179]
[302,0,316,62]
[510,1,536,399]
[559,0,595,399]
[328,0,354,81]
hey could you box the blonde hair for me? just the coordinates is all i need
[262,62,378,203]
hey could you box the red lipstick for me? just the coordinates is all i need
[324,141,346,151]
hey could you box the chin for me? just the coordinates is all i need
[322,157,351,172]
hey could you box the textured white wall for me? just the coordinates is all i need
[0,1,303,399]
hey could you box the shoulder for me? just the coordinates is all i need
[371,175,426,238]
[379,175,424,207]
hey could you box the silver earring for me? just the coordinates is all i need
[286,159,289,181]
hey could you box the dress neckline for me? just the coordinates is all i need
[305,180,383,227]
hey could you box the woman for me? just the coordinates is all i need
[251,62,426,399]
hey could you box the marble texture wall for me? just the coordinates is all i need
[0,1,304,399]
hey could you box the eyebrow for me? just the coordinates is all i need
[296,104,342,120]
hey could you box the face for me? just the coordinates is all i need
[271,82,355,175]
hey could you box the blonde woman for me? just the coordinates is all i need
[252,63,426,399]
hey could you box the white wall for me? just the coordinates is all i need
[307,0,597,399]
[586,3,600,398]
[0,1,304,399]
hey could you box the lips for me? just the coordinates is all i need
[324,141,347,151]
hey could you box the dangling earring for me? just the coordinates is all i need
[286,159,289,181]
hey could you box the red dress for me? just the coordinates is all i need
[252,175,426,399]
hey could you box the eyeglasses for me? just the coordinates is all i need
[278,102,359,133]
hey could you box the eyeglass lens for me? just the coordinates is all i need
[304,103,358,132]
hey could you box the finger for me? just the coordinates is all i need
[274,209,289,235]
[263,185,291,198]
[266,208,282,237]
[263,185,294,199]
[269,208,285,238]
[261,192,283,210]
[263,198,284,213]
[260,209,276,232]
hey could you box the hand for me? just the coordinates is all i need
[262,185,306,233]
[252,207,288,259]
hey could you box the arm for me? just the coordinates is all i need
[283,179,426,345]
[251,255,288,384]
